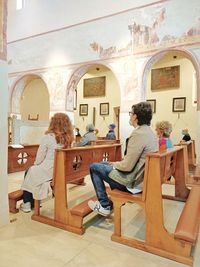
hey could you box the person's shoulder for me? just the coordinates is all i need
[45,133,55,138]
[131,125,150,135]
[43,133,56,143]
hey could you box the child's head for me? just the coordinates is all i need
[155,121,172,138]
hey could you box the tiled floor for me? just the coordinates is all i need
[0,172,199,267]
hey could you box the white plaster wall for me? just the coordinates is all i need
[7,0,159,42]
[0,60,9,226]
[12,118,49,144]
[20,125,48,144]
[7,0,200,73]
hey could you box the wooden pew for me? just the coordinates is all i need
[8,144,39,173]
[109,146,200,266]
[175,140,200,186]
[177,140,196,167]
[32,143,122,235]
[90,139,120,145]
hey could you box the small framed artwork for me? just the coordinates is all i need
[79,104,88,116]
[147,99,156,113]
[100,102,109,116]
[172,97,186,112]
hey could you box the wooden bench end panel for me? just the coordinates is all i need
[8,189,23,213]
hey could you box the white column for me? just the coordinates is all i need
[0,60,9,226]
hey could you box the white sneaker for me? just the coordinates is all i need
[126,187,142,194]
[88,200,111,217]
[20,202,31,213]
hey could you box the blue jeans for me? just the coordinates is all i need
[90,162,129,209]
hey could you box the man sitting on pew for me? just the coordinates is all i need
[88,101,158,216]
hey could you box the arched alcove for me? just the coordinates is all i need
[9,74,50,144]
[142,48,200,109]
[142,48,200,162]
[66,63,121,138]
[10,74,50,120]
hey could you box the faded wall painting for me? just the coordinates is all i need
[0,0,6,60]
[7,0,200,72]
[90,0,200,59]
[151,65,180,90]
[83,76,106,97]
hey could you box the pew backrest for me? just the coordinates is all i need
[176,140,196,167]
[52,143,122,186]
[90,139,120,145]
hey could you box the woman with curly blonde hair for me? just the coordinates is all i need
[20,113,74,212]
[155,120,173,149]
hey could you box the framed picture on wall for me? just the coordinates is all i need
[79,104,88,116]
[147,99,156,113]
[172,97,186,112]
[84,76,106,97]
[100,102,109,116]
[151,65,180,90]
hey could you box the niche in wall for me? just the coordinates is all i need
[20,76,50,121]
[74,64,120,138]
[146,51,197,144]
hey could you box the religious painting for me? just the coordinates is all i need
[83,76,106,97]
[172,97,186,112]
[147,99,156,113]
[79,104,88,116]
[100,102,109,116]
[151,66,180,91]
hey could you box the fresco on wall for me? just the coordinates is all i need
[8,0,200,72]
[66,66,89,111]
[90,2,200,59]
[0,2,3,52]
[0,0,6,60]
[42,71,67,111]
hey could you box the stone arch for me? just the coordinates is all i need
[141,47,200,163]
[65,62,121,111]
[141,48,200,110]
[9,73,49,116]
